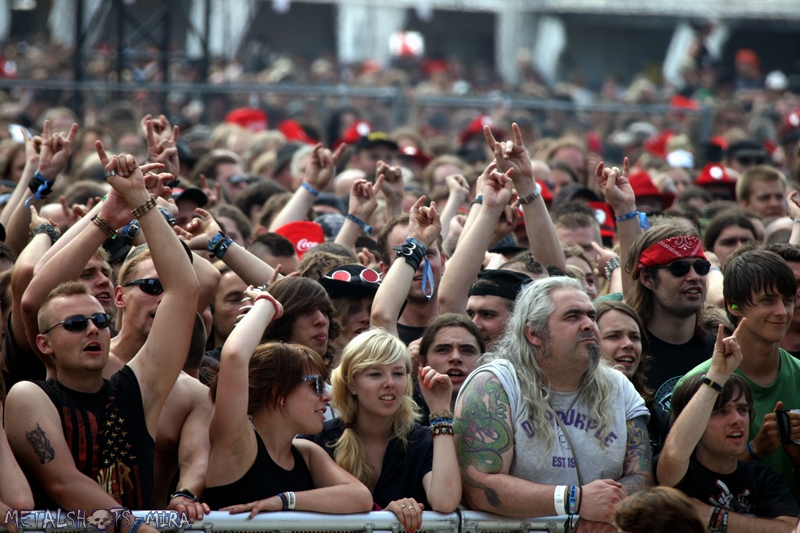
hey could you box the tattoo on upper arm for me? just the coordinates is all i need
[454,374,512,508]
[620,415,653,494]
[26,423,55,464]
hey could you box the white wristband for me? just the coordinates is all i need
[286,491,296,510]
[554,485,567,515]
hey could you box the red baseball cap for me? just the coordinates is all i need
[225,108,267,132]
[459,115,503,146]
[278,119,317,145]
[629,170,675,210]
[274,221,324,259]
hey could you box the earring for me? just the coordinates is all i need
[280,398,285,406]
[731,304,739,310]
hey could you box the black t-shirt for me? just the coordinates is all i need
[204,430,314,510]
[648,402,670,457]
[3,312,45,393]
[31,366,154,509]
[658,456,800,518]
[646,329,715,411]
[302,418,433,509]
[397,323,425,346]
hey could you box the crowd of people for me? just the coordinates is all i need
[1,33,800,533]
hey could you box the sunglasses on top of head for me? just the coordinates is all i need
[124,278,164,296]
[44,313,112,333]
[654,259,711,277]
[325,268,380,284]
[302,374,326,397]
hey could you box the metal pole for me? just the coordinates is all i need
[161,2,172,112]
[116,0,125,86]
[72,0,84,116]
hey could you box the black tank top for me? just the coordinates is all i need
[31,366,154,509]
[204,430,314,509]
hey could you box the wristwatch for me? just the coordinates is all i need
[169,488,198,502]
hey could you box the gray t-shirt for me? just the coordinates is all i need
[459,359,648,485]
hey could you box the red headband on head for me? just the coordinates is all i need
[635,236,706,277]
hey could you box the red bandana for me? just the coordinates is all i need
[635,236,706,277]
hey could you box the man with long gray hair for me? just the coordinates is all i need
[454,277,652,530]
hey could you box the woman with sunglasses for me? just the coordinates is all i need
[204,285,372,514]
[319,264,381,365]
[304,329,461,532]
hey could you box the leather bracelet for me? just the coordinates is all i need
[92,215,116,238]
[518,186,542,205]
[254,292,284,319]
[30,223,60,244]
[471,195,483,206]
[392,239,425,272]
[131,197,157,219]
[701,374,724,393]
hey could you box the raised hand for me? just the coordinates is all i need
[348,174,384,221]
[408,196,441,249]
[484,123,533,181]
[446,173,470,203]
[37,121,79,180]
[708,320,745,379]
[376,160,404,200]
[595,157,635,213]
[482,168,514,210]
[418,365,453,413]
[787,191,800,220]
[183,207,223,253]
[304,143,346,192]
[199,174,222,207]
[145,116,180,177]
[23,128,42,170]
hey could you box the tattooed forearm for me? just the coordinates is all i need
[455,373,512,508]
[26,423,55,464]
[619,415,653,495]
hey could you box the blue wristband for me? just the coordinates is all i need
[346,213,372,235]
[128,518,145,533]
[615,210,650,229]
[301,181,319,197]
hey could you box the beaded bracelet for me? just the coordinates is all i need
[92,215,117,238]
[430,423,454,436]
[30,223,60,244]
[566,485,579,515]
[429,411,454,421]
[604,256,620,281]
[131,197,157,219]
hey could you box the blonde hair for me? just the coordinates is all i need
[330,329,419,487]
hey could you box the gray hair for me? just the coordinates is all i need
[481,276,615,458]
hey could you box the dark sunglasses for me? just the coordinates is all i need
[228,175,253,186]
[655,259,711,277]
[44,313,112,333]
[325,268,380,284]
[736,156,766,166]
[124,278,164,296]
[301,374,326,397]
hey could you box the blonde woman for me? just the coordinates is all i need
[303,329,461,532]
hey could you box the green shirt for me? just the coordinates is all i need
[676,349,800,493]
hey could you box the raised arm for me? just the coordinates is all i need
[438,174,470,241]
[6,122,77,255]
[208,287,280,476]
[269,143,345,231]
[596,158,640,298]
[376,161,405,220]
[657,322,744,487]
[485,124,565,270]
[370,196,441,336]
[418,366,461,512]
[0,129,40,229]
[439,168,513,315]
[105,153,199,438]
[185,208,278,286]
[335,175,384,250]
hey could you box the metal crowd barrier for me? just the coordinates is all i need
[2,509,569,533]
